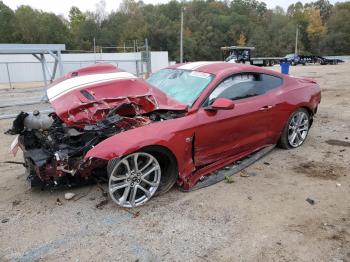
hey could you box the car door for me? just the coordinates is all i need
[193,72,278,167]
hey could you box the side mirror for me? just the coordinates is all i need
[205,98,235,111]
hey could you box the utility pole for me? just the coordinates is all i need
[93,37,96,62]
[180,7,184,63]
[295,26,299,55]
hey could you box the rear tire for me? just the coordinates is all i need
[278,108,310,149]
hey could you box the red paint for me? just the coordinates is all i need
[48,63,187,125]
[47,63,321,189]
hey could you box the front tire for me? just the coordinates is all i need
[278,108,310,149]
[107,148,178,208]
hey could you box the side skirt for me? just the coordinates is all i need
[181,145,275,192]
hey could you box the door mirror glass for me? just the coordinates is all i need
[206,98,235,110]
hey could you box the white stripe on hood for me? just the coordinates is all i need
[47,72,136,101]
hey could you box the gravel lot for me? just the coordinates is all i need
[0,63,349,261]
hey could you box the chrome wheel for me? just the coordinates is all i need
[108,152,161,208]
[288,111,309,147]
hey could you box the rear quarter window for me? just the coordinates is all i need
[260,74,283,92]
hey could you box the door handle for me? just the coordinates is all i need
[259,105,273,111]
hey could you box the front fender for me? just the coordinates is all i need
[85,121,195,181]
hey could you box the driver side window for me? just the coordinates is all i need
[204,73,282,106]
[207,73,258,105]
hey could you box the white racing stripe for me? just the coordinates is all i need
[47,72,136,101]
[178,61,221,70]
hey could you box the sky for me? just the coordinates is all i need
[2,0,345,18]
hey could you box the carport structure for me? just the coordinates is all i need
[0,44,66,89]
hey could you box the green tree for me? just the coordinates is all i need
[0,1,16,42]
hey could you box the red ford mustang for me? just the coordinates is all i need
[8,62,321,208]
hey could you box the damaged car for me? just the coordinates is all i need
[7,62,321,208]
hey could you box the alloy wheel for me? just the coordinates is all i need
[288,111,309,147]
[108,152,161,208]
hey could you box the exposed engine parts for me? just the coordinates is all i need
[7,108,184,188]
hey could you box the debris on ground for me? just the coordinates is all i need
[56,198,62,206]
[306,198,315,205]
[1,218,9,223]
[325,139,350,147]
[224,176,234,183]
[73,186,94,202]
[336,183,341,187]
[12,200,21,206]
[123,209,141,218]
[64,193,76,200]
[96,199,109,209]
[240,171,258,177]
[239,170,250,177]
[263,162,271,166]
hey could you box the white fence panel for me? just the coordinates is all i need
[0,51,169,83]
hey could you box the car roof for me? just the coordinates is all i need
[167,61,284,78]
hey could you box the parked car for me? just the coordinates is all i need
[282,53,306,65]
[8,62,321,208]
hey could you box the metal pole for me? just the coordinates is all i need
[136,60,139,77]
[40,54,48,88]
[145,38,151,78]
[295,26,299,55]
[180,7,184,63]
[5,63,13,89]
[57,51,64,77]
[93,37,96,62]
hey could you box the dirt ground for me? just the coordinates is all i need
[0,63,349,262]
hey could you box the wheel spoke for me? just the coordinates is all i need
[110,174,128,182]
[139,158,153,172]
[300,119,308,126]
[297,130,303,141]
[133,153,139,172]
[299,112,306,125]
[141,165,158,178]
[289,131,297,144]
[110,182,128,194]
[141,177,158,187]
[119,185,131,205]
[291,117,298,126]
[121,159,131,176]
[129,186,138,207]
[138,185,151,198]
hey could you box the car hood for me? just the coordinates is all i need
[47,64,187,126]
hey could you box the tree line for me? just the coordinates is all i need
[0,0,349,61]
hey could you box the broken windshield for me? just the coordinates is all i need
[146,69,214,106]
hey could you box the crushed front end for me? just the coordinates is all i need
[7,109,152,187]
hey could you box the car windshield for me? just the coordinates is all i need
[146,69,214,106]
